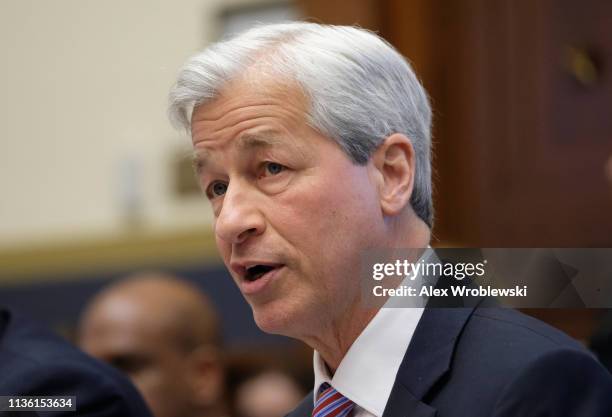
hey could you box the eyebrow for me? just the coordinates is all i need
[192,151,209,175]
[192,130,285,174]
[236,131,284,149]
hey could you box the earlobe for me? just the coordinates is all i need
[372,134,415,216]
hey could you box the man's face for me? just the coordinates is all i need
[191,77,384,336]
[79,298,192,417]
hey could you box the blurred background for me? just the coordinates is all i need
[1,0,611,410]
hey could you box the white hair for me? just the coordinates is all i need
[168,22,433,226]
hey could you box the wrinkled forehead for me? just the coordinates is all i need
[190,71,309,135]
[189,76,315,170]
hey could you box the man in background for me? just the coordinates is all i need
[79,272,227,417]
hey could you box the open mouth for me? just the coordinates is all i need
[244,264,278,282]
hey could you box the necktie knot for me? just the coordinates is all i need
[312,383,354,417]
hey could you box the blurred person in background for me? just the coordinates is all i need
[168,22,612,417]
[225,352,310,417]
[78,272,227,417]
[0,306,152,417]
[234,369,305,417]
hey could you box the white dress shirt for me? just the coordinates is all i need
[312,249,435,417]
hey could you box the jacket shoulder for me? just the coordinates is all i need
[470,308,583,347]
[0,309,152,417]
[492,347,612,416]
[428,308,611,416]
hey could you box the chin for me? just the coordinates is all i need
[251,300,302,337]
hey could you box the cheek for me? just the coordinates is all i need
[215,232,232,261]
[275,168,380,268]
[135,371,185,417]
[137,362,187,400]
[131,371,161,405]
[316,169,378,232]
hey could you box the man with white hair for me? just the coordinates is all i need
[169,23,612,417]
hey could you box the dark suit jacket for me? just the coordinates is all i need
[0,308,153,417]
[287,306,612,417]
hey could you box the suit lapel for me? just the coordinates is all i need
[383,380,436,417]
[382,307,476,417]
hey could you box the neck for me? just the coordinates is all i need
[302,301,380,373]
[305,219,431,373]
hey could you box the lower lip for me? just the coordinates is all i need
[239,266,284,296]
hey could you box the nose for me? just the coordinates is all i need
[214,181,265,245]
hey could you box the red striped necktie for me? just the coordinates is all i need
[312,383,355,417]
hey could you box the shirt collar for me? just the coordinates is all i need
[313,248,434,416]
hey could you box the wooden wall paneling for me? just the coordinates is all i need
[295,0,382,30]
[534,0,612,246]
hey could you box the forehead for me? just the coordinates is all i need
[190,76,309,149]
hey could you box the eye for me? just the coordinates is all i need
[207,181,228,198]
[263,162,285,176]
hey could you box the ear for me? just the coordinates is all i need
[186,346,225,408]
[370,133,415,216]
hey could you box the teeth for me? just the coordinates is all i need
[245,265,274,281]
